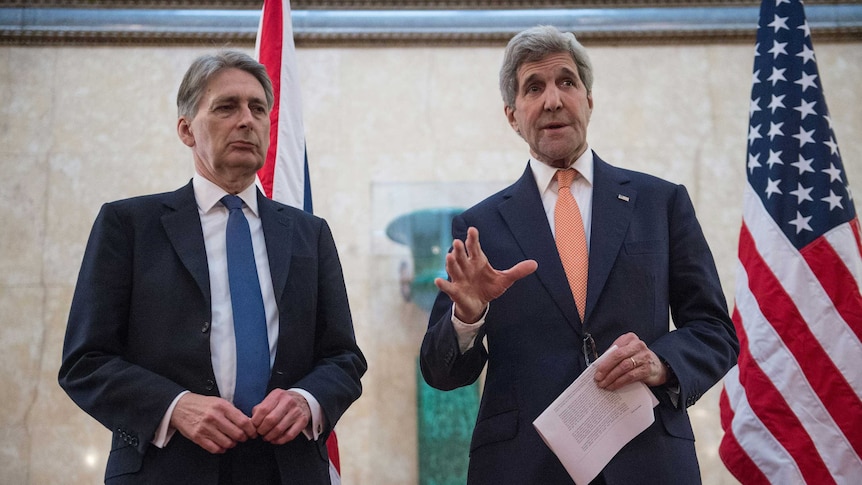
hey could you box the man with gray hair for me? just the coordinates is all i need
[421,25,738,484]
[60,50,365,484]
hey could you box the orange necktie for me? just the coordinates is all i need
[555,169,588,321]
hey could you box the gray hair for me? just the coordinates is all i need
[177,50,274,119]
[499,25,594,109]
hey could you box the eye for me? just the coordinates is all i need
[561,79,575,87]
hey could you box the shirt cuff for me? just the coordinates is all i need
[451,303,489,354]
[659,358,681,408]
[289,388,325,440]
[152,390,189,448]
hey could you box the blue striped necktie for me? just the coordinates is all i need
[221,194,269,416]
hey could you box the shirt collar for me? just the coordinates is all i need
[530,146,594,195]
[192,173,260,217]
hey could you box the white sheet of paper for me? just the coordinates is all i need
[532,345,659,484]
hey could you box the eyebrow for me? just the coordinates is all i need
[521,66,579,89]
[210,94,267,106]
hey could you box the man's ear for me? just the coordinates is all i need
[504,105,520,134]
[177,117,195,148]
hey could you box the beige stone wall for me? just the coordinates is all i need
[1,40,859,484]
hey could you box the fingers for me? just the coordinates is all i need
[443,241,469,282]
[502,259,538,282]
[435,231,489,322]
[251,389,311,445]
[171,393,256,454]
[463,226,482,259]
[436,227,537,323]
[593,334,661,391]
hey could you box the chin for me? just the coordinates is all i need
[232,157,265,170]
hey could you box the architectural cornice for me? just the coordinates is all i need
[1,2,860,46]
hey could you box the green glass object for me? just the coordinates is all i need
[385,208,463,313]
[416,361,479,485]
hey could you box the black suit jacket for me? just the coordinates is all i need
[421,154,738,484]
[59,181,366,484]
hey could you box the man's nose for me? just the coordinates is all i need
[237,106,256,127]
[543,87,563,111]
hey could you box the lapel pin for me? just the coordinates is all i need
[618,194,630,202]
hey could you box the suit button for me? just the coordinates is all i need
[205,379,215,391]
[201,321,211,333]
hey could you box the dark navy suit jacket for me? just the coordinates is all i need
[59,181,366,484]
[421,154,738,484]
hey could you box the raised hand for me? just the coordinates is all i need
[435,226,538,323]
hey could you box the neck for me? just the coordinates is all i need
[201,171,255,195]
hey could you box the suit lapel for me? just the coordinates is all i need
[498,165,581,332]
[258,191,294,302]
[161,182,211,308]
[585,155,636,323]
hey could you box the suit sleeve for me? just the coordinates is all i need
[286,219,367,434]
[649,185,739,409]
[58,203,185,453]
[419,214,489,391]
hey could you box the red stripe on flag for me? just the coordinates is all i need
[256,0,283,199]
[739,224,862,461]
[852,218,862,256]
[326,428,341,472]
[719,386,734,433]
[730,300,835,485]
[718,389,771,485]
[801,233,862,343]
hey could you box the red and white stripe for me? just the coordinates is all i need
[719,185,862,484]
[255,0,308,210]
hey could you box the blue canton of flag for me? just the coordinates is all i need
[747,0,855,249]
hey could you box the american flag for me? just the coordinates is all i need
[255,1,340,483]
[718,0,862,483]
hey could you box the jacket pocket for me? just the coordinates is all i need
[469,409,519,453]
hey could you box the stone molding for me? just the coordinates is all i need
[1,1,860,46]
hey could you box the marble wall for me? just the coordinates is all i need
[0,39,859,484]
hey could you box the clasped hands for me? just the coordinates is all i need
[171,388,311,454]
[435,227,669,390]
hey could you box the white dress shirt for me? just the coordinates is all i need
[152,174,323,446]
